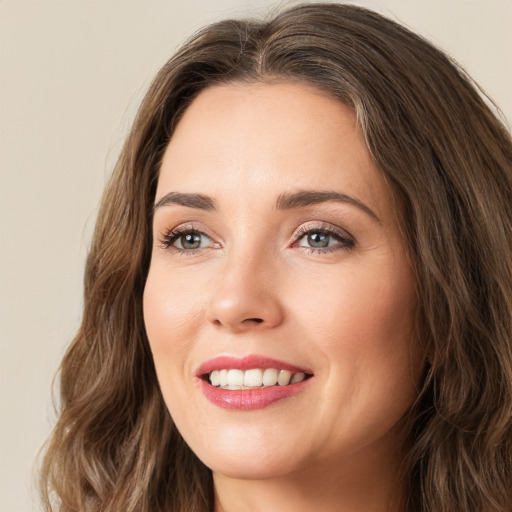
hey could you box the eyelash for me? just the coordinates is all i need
[293,223,355,254]
[159,222,354,255]
[159,223,215,255]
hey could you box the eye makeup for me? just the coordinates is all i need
[291,222,355,254]
[157,220,355,257]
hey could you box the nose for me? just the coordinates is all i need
[206,251,285,333]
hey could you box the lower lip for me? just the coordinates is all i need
[199,378,310,410]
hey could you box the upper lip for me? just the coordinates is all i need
[196,355,312,376]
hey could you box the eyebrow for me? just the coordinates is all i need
[153,189,380,222]
[154,192,216,211]
[276,190,380,222]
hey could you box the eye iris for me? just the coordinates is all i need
[308,232,329,248]
[181,233,201,249]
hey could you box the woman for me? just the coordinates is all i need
[40,3,512,511]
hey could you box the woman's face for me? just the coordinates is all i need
[144,82,420,480]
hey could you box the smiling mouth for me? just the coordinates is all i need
[204,368,312,389]
[198,357,313,409]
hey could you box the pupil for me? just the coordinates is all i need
[182,233,201,249]
[308,232,329,248]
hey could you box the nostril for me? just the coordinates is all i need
[246,318,264,324]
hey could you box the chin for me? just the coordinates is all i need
[207,455,298,481]
[186,432,304,481]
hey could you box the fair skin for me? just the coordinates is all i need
[143,82,421,511]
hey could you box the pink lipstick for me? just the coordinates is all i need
[196,355,313,410]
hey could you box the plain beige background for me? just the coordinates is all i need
[1,1,510,510]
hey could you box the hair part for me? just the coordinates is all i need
[41,3,512,511]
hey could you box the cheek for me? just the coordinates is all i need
[295,259,416,349]
[143,267,205,428]
[143,265,220,452]
[143,265,203,383]
[144,262,203,338]
[293,258,418,406]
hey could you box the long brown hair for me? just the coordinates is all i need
[40,3,512,511]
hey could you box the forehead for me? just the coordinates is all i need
[157,82,392,221]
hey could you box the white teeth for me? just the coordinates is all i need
[262,368,278,386]
[291,372,305,384]
[210,370,220,387]
[244,368,263,387]
[208,368,308,389]
[227,369,244,387]
[277,370,292,386]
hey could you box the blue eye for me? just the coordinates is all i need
[175,232,206,250]
[302,231,333,248]
[295,225,354,253]
[161,228,213,251]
